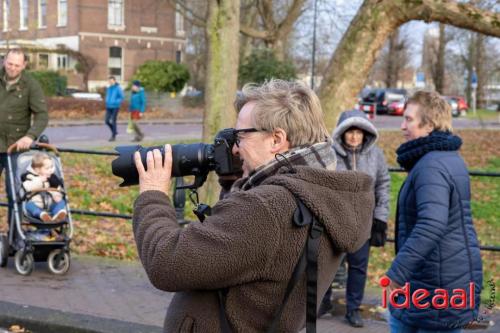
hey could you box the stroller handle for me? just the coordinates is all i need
[7,142,60,155]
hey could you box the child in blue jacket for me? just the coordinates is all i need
[129,80,146,141]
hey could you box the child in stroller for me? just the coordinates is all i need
[22,152,67,224]
[0,144,73,276]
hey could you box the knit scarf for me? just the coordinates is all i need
[231,140,337,192]
[396,131,462,171]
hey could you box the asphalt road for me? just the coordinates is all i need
[44,123,203,149]
[43,116,498,149]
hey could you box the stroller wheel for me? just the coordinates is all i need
[14,251,34,276]
[47,250,70,275]
[0,234,8,267]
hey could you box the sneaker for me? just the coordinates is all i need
[39,211,52,223]
[52,210,67,222]
[345,309,364,327]
[108,135,116,142]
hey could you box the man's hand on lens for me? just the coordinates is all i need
[15,136,34,151]
[134,144,172,195]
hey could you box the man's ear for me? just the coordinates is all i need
[424,123,434,135]
[270,128,290,154]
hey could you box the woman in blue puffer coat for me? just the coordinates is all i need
[385,91,482,332]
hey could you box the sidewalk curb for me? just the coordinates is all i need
[0,301,163,333]
[48,118,203,127]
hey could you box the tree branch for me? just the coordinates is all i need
[258,0,276,31]
[240,24,272,40]
[406,0,500,37]
[168,0,207,27]
[276,0,307,37]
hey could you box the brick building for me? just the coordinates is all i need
[0,0,186,90]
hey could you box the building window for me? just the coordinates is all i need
[175,4,184,37]
[38,53,49,69]
[175,50,182,64]
[38,0,47,28]
[57,0,67,26]
[108,0,124,27]
[3,0,10,31]
[19,0,28,30]
[108,47,122,81]
[57,54,68,69]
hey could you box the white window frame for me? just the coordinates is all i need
[108,0,125,30]
[108,46,123,82]
[57,54,68,69]
[3,0,10,31]
[175,4,184,37]
[19,0,28,30]
[57,0,67,27]
[38,0,47,28]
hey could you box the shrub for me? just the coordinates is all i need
[132,61,190,93]
[238,49,297,86]
[30,70,67,96]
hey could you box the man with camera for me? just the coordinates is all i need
[132,80,375,332]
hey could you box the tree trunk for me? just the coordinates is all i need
[239,2,258,62]
[434,23,446,93]
[475,33,486,108]
[318,0,500,129]
[385,30,399,88]
[202,0,240,204]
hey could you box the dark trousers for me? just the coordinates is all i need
[322,240,370,312]
[345,240,370,312]
[105,108,120,137]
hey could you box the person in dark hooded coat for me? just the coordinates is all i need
[319,110,390,327]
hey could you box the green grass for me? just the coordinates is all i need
[464,108,499,121]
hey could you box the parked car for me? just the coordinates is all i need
[444,96,468,117]
[359,88,407,115]
[387,98,406,116]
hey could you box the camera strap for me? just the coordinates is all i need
[217,197,323,333]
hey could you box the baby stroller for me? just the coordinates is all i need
[0,143,73,275]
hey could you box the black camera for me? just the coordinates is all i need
[111,128,242,188]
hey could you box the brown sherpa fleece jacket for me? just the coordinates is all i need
[133,166,374,332]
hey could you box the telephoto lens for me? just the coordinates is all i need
[111,143,214,187]
[111,128,243,187]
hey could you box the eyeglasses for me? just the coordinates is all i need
[232,128,259,147]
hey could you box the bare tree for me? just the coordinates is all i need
[239,0,308,60]
[318,0,500,128]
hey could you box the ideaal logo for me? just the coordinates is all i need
[379,276,476,309]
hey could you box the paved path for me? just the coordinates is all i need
[0,255,497,333]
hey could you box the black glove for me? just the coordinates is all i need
[370,218,387,247]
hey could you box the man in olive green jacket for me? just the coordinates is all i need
[0,49,48,153]
[0,48,48,223]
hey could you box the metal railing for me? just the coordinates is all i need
[1,147,498,251]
